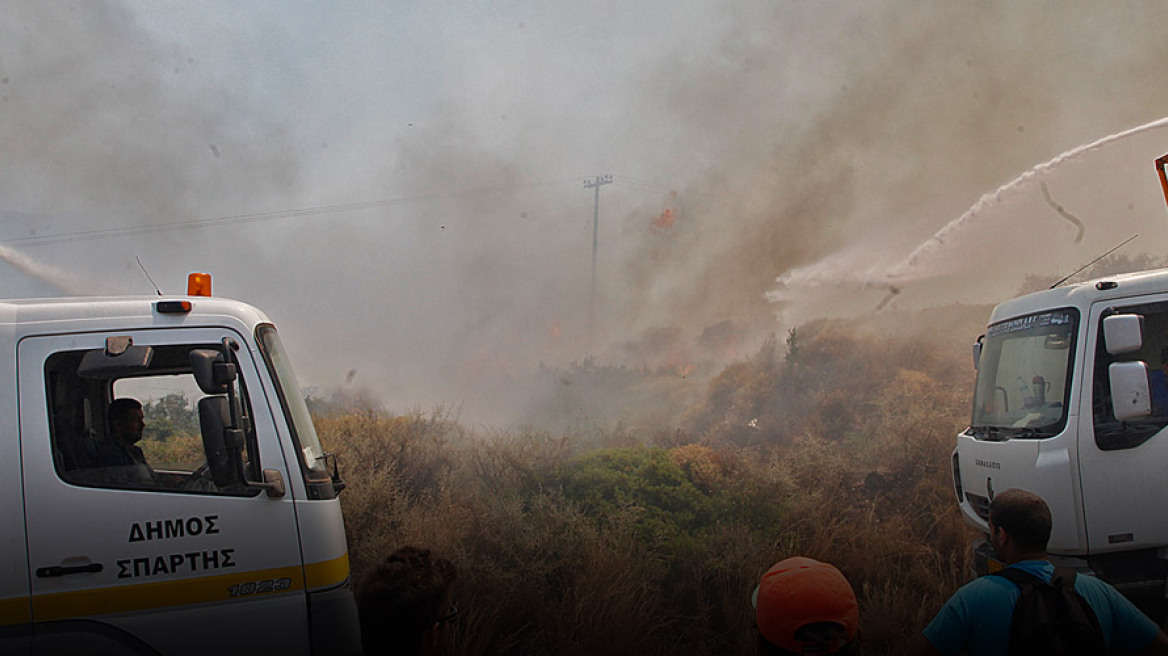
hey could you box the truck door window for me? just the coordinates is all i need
[45,343,261,495]
[1093,303,1168,450]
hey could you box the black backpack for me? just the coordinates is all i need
[992,566,1107,656]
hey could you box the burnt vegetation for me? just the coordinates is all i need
[318,317,979,655]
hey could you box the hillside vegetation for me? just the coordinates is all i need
[317,316,979,655]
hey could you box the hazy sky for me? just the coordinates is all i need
[6,2,1168,424]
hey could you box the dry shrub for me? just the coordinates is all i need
[465,428,577,496]
[668,444,723,493]
[315,408,463,581]
[367,490,666,656]
[139,432,203,470]
[319,408,460,501]
[665,522,771,655]
[319,316,980,655]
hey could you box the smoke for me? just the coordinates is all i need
[5,2,1168,426]
[768,114,1168,324]
[753,5,1168,327]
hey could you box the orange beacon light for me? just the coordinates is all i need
[187,272,212,297]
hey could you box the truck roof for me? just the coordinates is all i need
[990,268,1168,324]
[0,295,272,333]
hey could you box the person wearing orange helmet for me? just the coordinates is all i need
[752,556,861,655]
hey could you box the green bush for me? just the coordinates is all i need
[548,447,723,546]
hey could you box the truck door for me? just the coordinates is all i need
[18,328,310,656]
[1080,299,1168,554]
[0,338,31,650]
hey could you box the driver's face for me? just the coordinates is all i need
[115,408,145,444]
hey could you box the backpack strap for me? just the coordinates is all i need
[992,565,1081,590]
[1049,567,1079,590]
[991,565,1046,590]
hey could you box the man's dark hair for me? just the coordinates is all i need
[756,622,860,655]
[989,488,1052,552]
[108,398,143,425]
[357,546,457,656]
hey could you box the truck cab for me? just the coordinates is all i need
[0,287,360,654]
[954,268,1168,620]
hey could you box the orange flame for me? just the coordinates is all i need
[652,191,679,229]
[653,208,675,228]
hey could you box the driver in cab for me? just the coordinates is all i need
[92,397,161,487]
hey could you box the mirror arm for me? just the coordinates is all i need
[248,469,286,498]
[324,452,347,493]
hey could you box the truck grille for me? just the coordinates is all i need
[965,492,991,521]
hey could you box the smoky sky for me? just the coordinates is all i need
[5,2,1168,425]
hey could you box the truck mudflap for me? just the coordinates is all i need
[970,537,1168,624]
[308,582,361,656]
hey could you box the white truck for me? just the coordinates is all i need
[0,274,361,655]
[953,265,1168,621]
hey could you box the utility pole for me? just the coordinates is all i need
[584,174,612,350]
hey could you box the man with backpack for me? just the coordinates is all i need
[909,488,1168,656]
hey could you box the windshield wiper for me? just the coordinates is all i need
[969,425,1004,441]
[970,425,1057,441]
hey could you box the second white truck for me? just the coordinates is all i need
[954,265,1168,622]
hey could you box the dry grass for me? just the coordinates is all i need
[139,432,204,471]
[318,321,977,655]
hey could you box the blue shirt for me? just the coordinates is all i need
[922,560,1159,656]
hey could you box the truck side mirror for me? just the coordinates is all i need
[1103,314,1144,355]
[972,336,984,370]
[197,396,245,489]
[1110,361,1152,421]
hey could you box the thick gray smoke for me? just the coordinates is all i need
[5,2,1168,426]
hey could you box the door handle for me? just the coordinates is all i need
[36,563,103,578]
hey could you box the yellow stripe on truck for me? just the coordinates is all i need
[30,554,348,622]
[0,595,32,626]
[34,566,304,621]
[305,552,350,590]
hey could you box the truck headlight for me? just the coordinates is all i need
[952,451,964,502]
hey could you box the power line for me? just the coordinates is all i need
[1,177,584,247]
[611,175,676,193]
[611,175,713,204]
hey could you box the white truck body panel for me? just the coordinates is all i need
[0,295,360,655]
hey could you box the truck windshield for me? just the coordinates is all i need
[255,324,331,482]
[970,308,1078,439]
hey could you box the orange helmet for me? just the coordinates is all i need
[753,557,859,653]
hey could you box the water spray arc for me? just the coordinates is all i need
[768,116,1168,327]
[885,115,1168,282]
[0,240,94,295]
